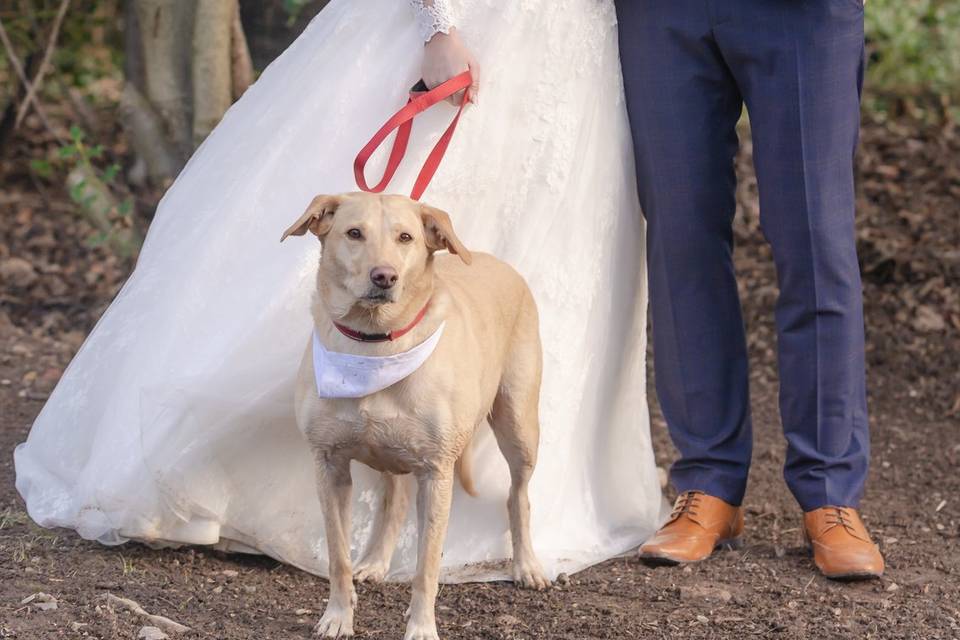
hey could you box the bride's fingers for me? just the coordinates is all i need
[449,67,471,106]
[448,86,466,106]
[447,91,464,107]
[437,64,470,106]
[467,58,481,105]
[443,61,479,106]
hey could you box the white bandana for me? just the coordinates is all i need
[312,323,445,399]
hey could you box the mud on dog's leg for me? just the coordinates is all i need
[355,472,409,583]
[404,466,455,640]
[313,456,357,638]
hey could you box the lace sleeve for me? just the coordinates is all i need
[409,0,457,42]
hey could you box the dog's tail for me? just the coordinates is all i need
[455,437,477,497]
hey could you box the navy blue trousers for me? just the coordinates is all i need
[615,0,869,511]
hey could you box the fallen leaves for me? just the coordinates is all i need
[0,256,38,288]
[138,626,169,640]
[914,305,947,332]
[677,585,734,604]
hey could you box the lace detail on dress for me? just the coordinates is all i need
[409,0,457,42]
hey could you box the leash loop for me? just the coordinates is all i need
[354,71,472,200]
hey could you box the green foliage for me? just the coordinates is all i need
[865,0,960,120]
[0,1,123,108]
[30,124,137,255]
[28,158,54,179]
[282,0,313,26]
[53,0,124,93]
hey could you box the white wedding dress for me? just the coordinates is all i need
[14,0,665,582]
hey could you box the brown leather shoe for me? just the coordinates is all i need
[638,491,744,566]
[803,507,884,580]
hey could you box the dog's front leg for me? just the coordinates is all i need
[314,456,356,638]
[404,465,455,640]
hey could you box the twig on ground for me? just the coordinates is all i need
[15,0,71,130]
[101,593,191,634]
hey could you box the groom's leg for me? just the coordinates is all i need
[713,0,869,510]
[616,0,752,506]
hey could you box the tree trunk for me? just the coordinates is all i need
[230,6,254,100]
[134,0,194,162]
[122,0,312,186]
[119,83,180,187]
[239,0,330,69]
[192,0,235,147]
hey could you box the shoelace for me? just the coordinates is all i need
[821,506,869,541]
[669,491,704,522]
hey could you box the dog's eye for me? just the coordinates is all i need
[399,232,413,243]
[347,228,363,240]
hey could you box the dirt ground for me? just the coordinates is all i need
[1,113,958,639]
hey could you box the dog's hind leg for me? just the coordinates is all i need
[313,456,356,638]
[489,293,551,591]
[355,472,409,583]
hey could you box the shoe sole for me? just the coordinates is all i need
[822,570,884,581]
[638,537,743,567]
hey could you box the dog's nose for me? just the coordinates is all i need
[370,266,398,289]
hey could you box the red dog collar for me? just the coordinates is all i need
[334,301,431,343]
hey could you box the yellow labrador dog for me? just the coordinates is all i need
[281,192,549,640]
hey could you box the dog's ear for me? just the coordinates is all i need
[280,195,342,242]
[420,204,472,265]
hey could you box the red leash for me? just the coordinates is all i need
[354,71,472,200]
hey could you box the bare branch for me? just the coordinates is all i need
[15,0,71,130]
[0,16,62,141]
[101,593,190,635]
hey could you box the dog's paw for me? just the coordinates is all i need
[403,618,440,640]
[354,557,390,583]
[512,558,551,591]
[314,606,355,638]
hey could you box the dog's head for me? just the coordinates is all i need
[281,192,471,311]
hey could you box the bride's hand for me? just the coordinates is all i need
[422,29,481,105]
